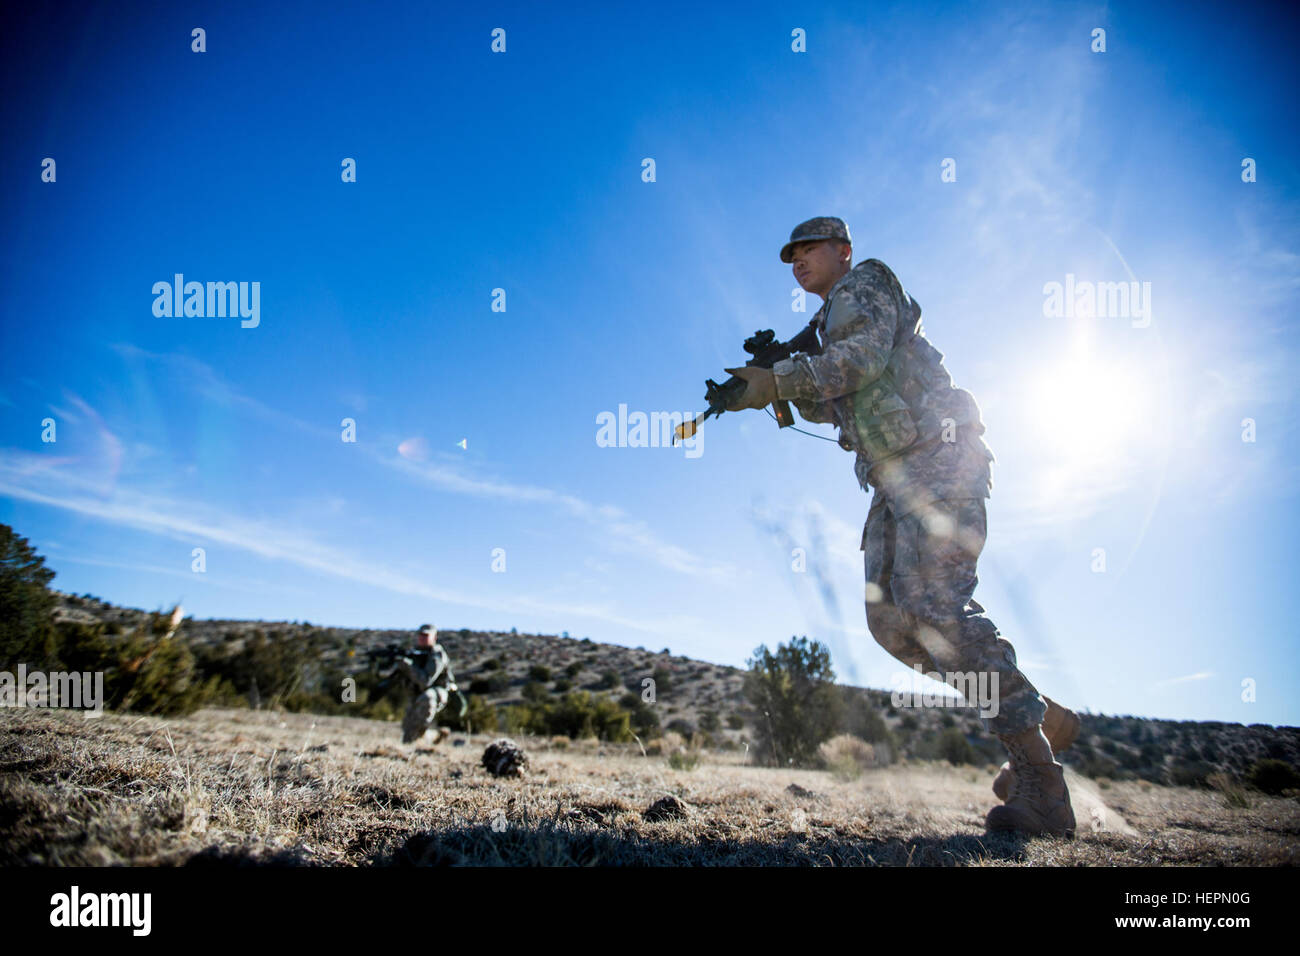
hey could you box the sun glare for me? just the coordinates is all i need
[1026,354,1154,469]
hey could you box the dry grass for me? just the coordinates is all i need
[2,707,1297,866]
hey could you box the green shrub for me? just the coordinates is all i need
[565,661,583,678]
[545,691,632,741]
[1246,758,1300,795]
[434,691,495,733]
[938,727,977,765]
[743,636,843,768]
[623,697,660,738]
[501,704,539,736]
[668,750,700,771]
[1166,759,1215,788]
[826,754,862,781]
[469,673,508,694]
[528,664,551,682]
[0,524,59,667]
[652,665,673,693]
[838,691,898,765]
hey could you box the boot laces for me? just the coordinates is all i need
[999,735,1047,803]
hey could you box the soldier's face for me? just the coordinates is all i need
[791,240,851,298]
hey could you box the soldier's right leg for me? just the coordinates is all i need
[401,689,443,744]
[862,494,943,676]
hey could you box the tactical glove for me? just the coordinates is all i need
[723,366,777,411]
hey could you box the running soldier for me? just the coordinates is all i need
[722,216,1079,836]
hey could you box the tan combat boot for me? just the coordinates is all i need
[985,726,1076,837]
[991,696,1080,802]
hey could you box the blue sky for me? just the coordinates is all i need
[2,1,1298,726]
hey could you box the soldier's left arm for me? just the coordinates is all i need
[428,647,448,685]
[772,266,899,403]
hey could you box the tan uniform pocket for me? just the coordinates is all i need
[851,386,918,462]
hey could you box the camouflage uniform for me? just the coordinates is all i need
[386,644,466,743]
[772,255,1046,735]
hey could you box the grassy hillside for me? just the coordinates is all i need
[44,590,1300,789]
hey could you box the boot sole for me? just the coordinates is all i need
[984,808,1076,839]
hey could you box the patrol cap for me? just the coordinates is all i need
[418,623,436,636]
[780,216,852,263]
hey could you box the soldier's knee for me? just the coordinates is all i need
[866,602,907,649]
[867,604,936,671]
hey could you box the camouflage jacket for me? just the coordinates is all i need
[772,258,994,516]
[390,645,457,693]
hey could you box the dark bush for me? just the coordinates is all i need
[1165,759,1215,788]
[651,665,673,693]
[1247,758,1300,795]
[743,636,843,768]
[939,727,977,765]
[469,673,508,694]
[667,718,696,737]
[0,524,58,666]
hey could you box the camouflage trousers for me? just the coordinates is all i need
[401,686,448,744]
[862,494,1046,735]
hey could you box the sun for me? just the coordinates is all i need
[1024,351,1155,470]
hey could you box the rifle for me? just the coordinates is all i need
[673,320,823,443]
[364,644,412,687]
[364,643,407,665]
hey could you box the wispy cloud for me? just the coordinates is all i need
[106,343,736,581]
[1153,671,1214,688]
[0,457,709,640]
[44,551,319,602]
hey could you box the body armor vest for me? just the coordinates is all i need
[827,282,982,467]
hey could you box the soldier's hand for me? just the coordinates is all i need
[724,367,777,411]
